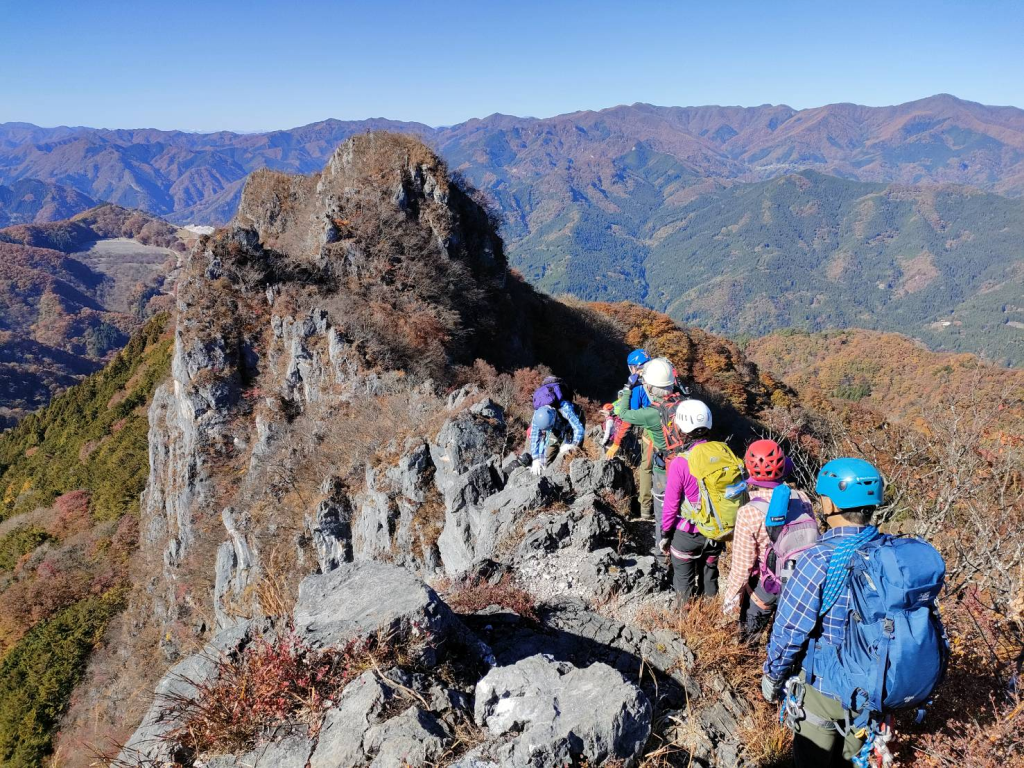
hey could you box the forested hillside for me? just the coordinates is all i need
[0,180,96,227]
[749,328,1024,432]
[0,317,172,766]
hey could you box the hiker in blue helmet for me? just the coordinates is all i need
[625,349,653,409]
[627,348,651,369]
[525,376,585,476]
[765,456,948,766]
[610,349,656,515]
[762,458,885,767]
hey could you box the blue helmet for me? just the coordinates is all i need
[532,405,557,431]
[815,458,884,509]
[627,349,650,367]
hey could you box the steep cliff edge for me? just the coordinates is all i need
[53,133,789,767]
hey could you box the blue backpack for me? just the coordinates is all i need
[813,534,949,727]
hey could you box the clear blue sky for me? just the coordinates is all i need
[1,0,1021,132]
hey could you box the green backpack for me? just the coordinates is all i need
[679,441,747,540]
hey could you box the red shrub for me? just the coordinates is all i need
[164,630,401,754]
[49,491,91,539]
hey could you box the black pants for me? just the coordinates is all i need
[670,528,724,604]
[739,577,778,640]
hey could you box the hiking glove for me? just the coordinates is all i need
[658,535,671,554]
[722,596,739,617]
[605,444,620,459]
[761,674,782,703]
[558,443,577,457]
[530,462,544,477]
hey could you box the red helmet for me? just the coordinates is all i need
[745,439,787,481]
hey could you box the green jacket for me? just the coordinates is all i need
[614,386,668,454]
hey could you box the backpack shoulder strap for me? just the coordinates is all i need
[818,526,879,617]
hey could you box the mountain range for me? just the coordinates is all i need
[4,95,1024,226]
[2,94,1024,364]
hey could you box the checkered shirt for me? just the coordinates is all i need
[763,525,872,687]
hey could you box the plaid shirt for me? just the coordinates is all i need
[529,402,584,462]
[763,526,869,687]
[722,485,813,606]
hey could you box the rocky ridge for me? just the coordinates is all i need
[104,133,772,767]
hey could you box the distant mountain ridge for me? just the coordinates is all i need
[4,95,1024,226]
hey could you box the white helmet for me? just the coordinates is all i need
[641,357,674,388]
[674,399,712,434]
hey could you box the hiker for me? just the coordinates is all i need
[526,376,584,476]
[613,356,675,520]
[626,349,652,408]
[599,403,627,457]
[658,400,747,604]
[605,350,652,458]
[722,439,817,640]
[762,458,949,768]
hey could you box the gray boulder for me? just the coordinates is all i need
[293,561,460,663]
[306,494,353,574]
[473,654,652,767]
[437,468,559,577]
[309,671,394,768]
[430,407,506,498]
[202,733,315,768]
[364,706,450,767]
[352,442,442,571]
[569,456,635,498]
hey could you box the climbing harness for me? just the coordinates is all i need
[779,679,896,768]
[779,677,837,732]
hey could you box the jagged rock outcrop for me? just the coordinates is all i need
[113,132,773,767]
[293,560,463,660]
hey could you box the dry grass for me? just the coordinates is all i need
[438,574,539,622]
[254,549,296,619]
[408,485,446,563]
[634,599,791,767]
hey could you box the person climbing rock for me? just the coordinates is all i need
[722,439,816,640]
[525,376,585,475]
[762,458,948,768]
[614,356,674,520]
[658,399,746,604]
[599,403,627,458]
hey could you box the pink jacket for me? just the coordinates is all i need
[661,440,706,535]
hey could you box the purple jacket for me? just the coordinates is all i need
[661,440,706,535]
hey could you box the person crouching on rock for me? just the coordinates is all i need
[524,376,585,476]
[722,440,817,641]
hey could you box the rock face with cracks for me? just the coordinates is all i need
[118,562,660,768]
